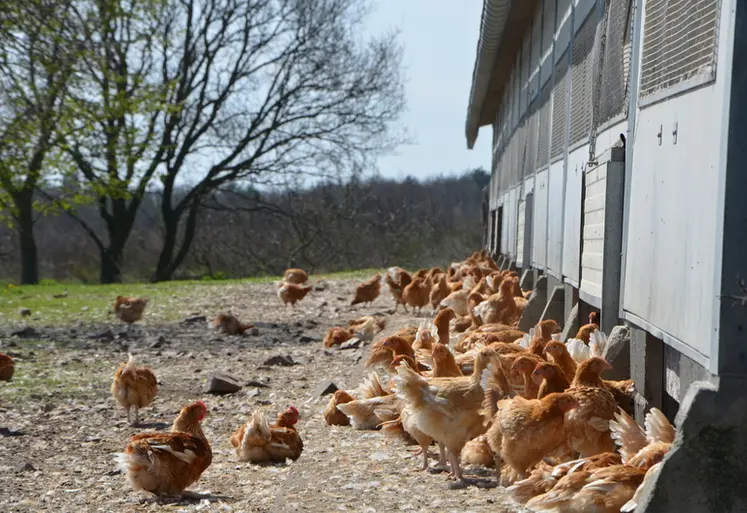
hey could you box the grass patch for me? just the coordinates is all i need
[0,268,382,325]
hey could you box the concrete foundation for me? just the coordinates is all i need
[638,379,747,513]
[518,276,548,332]
[603,325,631,381]
[539,285,566,328]
[630,325,664,425]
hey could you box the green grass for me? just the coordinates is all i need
[0,268,382,325]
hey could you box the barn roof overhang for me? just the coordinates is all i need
[465,0,540,149]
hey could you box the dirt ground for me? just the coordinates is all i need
[0,277,527,513]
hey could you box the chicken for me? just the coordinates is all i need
[461,434,495,468]
[367,335,416,367]
[323,326,354,348]
[543,340,577,382]
[621,462,663,512]
[393,347,499,482]
[604,378,636,416]
[111,354,158,425]
[114,296,148,325]
[564,357,619,457]
[385,267,412,312]
[433,307,455,345]
[335,394,398,430]
[430,343,463,378]
[210,313,254,336]
[532,361,570,398]
[324,390,355,426]
[351,273,382,306]
[487,393,580,482]
[277,282,312,307]
[575,311,600,344]
[0,352,14,381]
[511,355,543,399]
[116,401,211,497]
[402,277,430,314]
[348,315,386,341]
[440,289,470,317]
[429,275,450,311]
[283,268,308,284]
[379,400,448,471]
[231,407,303,463]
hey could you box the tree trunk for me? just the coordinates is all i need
[14,191,39,285]
[100,245,125,284]
[152,201,201,282]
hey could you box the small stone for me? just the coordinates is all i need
[204,373,243,395]
[247,388,260,398]
[81,306,89,312]
[18,307,31,317]
[245,379,270,388]
[249,327,259,336]
[88,329,114,342]
[339,338,362,350]
[0,427,24,437]
[42,403,55,413]
[298,335,315,344]
[182,315,207,325]
[150,336,167,349]
[11,326,39,339]
[15,462,35,472]
[314,381,339,397]
[263,355,297,367]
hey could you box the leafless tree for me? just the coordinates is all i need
[58,0,405,283]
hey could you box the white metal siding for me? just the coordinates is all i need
[547,161,565,274]
[517,200,527,267]
[533,169,549,267]
[563,146,586,282]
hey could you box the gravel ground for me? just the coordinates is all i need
[0,277,527,513]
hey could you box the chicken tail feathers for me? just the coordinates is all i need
[645,407,676,444]
[609,408,647,463]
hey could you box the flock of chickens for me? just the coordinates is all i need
[315,250,673,513]
[0,251,674,512]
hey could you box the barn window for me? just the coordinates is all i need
[597,0,633,125]
[639,0,720,102]
[536,84,553,169]
[569,7,598,147]
[551,50,570,160]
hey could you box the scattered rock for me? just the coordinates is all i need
[245,379,270,388]
[182,315,207,325]
[18,307,31,317]
[298,335,316,344]
[81,306,89,312]
[42,403,55,413]
[249,327,260,336]
[263,354,297,367]
[339,338,362,350]
[88,329,114,342]
[204,373,243,395]
[150,335,168,349]
[15,462,35,473]
[106,469,122,476]
[0,427,25,437]
[253,322,279,330]
[11,326,39,339]
[247,388,261,398]
[314,380,339,397]
[314,282,327,291]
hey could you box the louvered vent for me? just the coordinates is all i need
[551,52,570,159]
[569,9,598,146]
[639,0,720,100]
[598,0,633,124]
[523,107,539,178]
[536,84,552,170]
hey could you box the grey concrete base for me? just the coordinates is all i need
[539,285,566,328]
[559,303,578,342]
[518,276,548,332]
[602,325,631,380]
[637,378,747,513]
[520,270,534,291]
[630,325,664,425]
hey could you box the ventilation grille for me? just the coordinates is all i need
[523,107,539,178]
[536,84,552,169]
[599,0,633,124]
[570,10,598,146]
[639,0,720,99]
[551,52,570,159]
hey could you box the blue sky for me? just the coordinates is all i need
[366,0,491,179]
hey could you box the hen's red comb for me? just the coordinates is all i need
[288,406,299,414]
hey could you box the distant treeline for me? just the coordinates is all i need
[0,170,489,283]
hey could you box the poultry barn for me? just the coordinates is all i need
[464,0,747,510]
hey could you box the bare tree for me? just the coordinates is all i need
[0,1,80,284]
[61,0,405,283]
